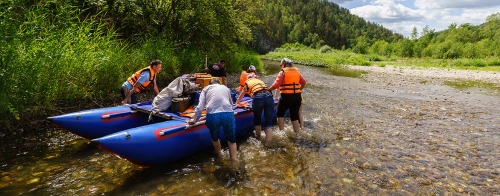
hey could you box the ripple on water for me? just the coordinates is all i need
[2,63,500,195]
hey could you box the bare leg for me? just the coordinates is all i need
[278,117,285,131]
[254,126,262,139]
[227,142,238,161]
[299,103,304,129]
[211,139,222,156]
[292,120,300,134]
[265,127,273,143]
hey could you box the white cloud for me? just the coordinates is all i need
[415,0,500,9]
[438,9,500,27]
[350,0,427,23]
[348,0,500,37]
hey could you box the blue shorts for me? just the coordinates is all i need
[206,112,236,143]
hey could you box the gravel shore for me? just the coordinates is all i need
[346,65,500,84]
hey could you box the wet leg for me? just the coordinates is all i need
[227,141,238,161]
[278,117,285,131]
[254,126,262,139]
[292,120,300,134]
[211,139,222,156]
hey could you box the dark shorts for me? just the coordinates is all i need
[120,86,137,104]
[206,112,236,143]
[251,91,274,130]
[277,93,301,121]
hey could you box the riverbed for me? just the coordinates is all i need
[1,61,499,195]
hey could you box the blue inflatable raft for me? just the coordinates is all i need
[49,96,278,166]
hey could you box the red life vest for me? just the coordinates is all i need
[245,78,269,97]
[279,67,301,94]
[127,67,156,93]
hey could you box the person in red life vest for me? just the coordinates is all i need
[235,74,274,143]
[121,60,162,105]
[268,58,306,134]
[238,65,257,94]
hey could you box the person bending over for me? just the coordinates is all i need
[121,60,162,105]
[188,78,237,161]
[236,74,274,143]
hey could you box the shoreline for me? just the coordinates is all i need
[346,65,500,84]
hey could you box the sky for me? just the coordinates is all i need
[329,0,500,38]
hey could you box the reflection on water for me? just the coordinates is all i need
[1,62,499,195]
[444,80,500,96]
[315,66,366,78]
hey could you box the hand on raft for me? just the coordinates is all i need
[235,102,247,108]
[187,119,195,125]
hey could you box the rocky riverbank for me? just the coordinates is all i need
[347,65,500,84]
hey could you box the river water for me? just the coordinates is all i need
[1,61,499,195]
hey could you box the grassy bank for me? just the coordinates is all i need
[0,2,262,131]
[261,43,500,72]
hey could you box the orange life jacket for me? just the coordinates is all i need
[127,67,156,93]
[279,67,301,94]
[239,71,251,94]
[179,106,206,118]
[245,78,269,97]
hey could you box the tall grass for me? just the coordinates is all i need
[1,2,131,122]
[0,1,263,127]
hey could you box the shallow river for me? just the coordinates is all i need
[1,61,499,195]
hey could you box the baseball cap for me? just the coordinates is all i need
[249,65,256,71]
[281,58,293,65]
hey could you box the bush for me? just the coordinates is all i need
[359,61,372,66]
[368,55,383,61]
[463,43,477,58]
[447,42,463,59]
[379,63,386,67]
[319,45,332,53]
[459,59,487,67]
[488,58,500,66]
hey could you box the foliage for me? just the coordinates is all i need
[0,0,263,126]
[259,0,403,50]
[365,13,500,59]
[319,45,332,53]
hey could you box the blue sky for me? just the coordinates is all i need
[329,0,500,37]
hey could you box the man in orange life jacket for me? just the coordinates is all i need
[121,60,162,105]
[268,58,306,134]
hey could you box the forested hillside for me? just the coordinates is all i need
[411,13,500,59]
[256,0,403,52]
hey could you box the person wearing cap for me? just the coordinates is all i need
[268,58,306,134]
[188,78,237,161]
[121,60,162,105]
[205,59,227,86]
[235,74,274,142]
[239,65,257,94]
